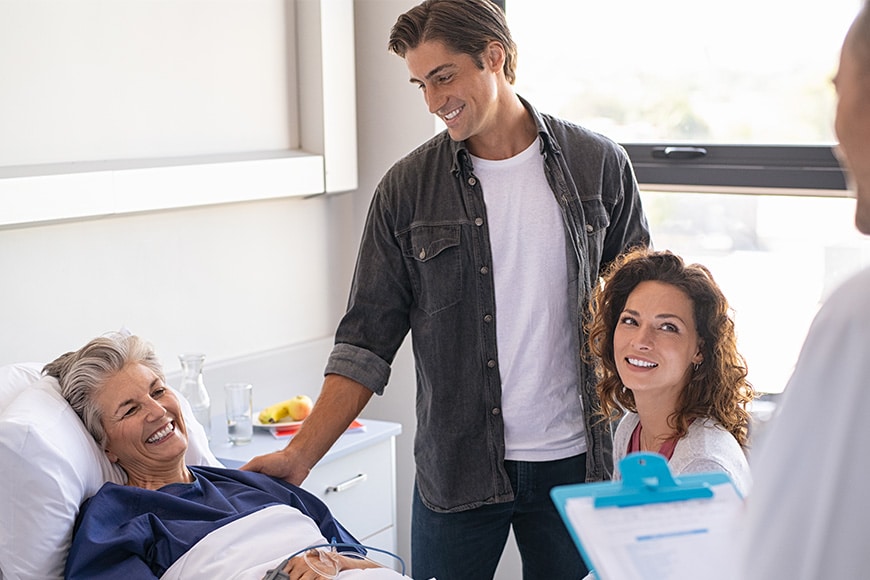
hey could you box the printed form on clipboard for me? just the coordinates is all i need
[551,452,744,580]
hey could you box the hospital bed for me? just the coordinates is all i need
[0,362,407,580]
[0,362,222,579]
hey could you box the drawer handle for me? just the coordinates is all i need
[326,473,367,493]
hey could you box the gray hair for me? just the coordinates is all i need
[43,332,164,447]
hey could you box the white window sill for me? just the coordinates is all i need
[0,150,325,227]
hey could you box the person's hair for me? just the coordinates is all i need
[587,248,754,447]
[43,332,164,448]
[388,0,518,84]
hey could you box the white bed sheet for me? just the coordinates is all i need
[162,505,411,580]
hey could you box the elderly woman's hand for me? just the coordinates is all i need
[279,553,329,580]
[272,549,382,579]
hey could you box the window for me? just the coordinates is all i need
[507,0,870,394]
[638,190,869,394]
[0,0,357,227]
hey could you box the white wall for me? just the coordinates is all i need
[0,0,294,165]
[0,197,335,368]
[0,0,321,370]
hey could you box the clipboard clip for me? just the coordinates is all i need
[594,452,714,508]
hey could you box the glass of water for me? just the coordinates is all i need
[224,382,254,445]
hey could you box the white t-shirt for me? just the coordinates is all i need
[471,137,586,461]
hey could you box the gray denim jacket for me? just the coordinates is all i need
[326,96,650,513]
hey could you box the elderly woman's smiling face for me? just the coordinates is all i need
[95,363,189,474]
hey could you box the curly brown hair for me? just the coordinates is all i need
[587,248,754,447]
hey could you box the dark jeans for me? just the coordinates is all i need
[411,454,588,580]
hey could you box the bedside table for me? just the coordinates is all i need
[209,417,403,568]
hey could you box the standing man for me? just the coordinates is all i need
[244,1,649,578]
[740,2,870,578]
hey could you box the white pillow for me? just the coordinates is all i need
[0,362,42,410]
[0,370,222,580]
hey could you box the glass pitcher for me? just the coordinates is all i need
[177,353,212,439]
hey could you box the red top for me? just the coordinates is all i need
[628,421,679,460]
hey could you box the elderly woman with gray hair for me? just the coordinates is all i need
[44,332,401,580]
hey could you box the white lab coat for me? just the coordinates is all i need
[740,266,870,579]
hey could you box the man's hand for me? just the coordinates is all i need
[242,374,374,485]
[241,447,310,486]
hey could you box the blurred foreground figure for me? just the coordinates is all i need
[740,3,870,578]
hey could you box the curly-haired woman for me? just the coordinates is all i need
[588,248,754,495]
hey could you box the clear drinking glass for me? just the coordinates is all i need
[224,382,253,445]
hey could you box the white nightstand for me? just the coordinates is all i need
[209,417,403,569]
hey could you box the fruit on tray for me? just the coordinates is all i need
[258,395,314,423]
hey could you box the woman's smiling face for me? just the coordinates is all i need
[613,280,704,399]
[95,363,189,471]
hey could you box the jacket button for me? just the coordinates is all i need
[483,314,493,323]
[474,217,484,226]
[479,266,489,275]
[487,359,496,368]
[491,407,501,415]
[585,224,594,233]
[468,177,477,186]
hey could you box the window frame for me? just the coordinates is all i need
[499,0,850,198]
[623,143,847,195]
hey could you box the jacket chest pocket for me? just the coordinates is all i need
[580,198,610,272]
[397,225,463,315]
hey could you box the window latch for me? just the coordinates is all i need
[651,146,708,160]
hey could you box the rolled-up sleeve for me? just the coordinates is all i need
[325,343,393,396]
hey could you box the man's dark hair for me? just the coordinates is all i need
[388,0,518,84]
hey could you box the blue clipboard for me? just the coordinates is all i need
[550,452,739,578]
